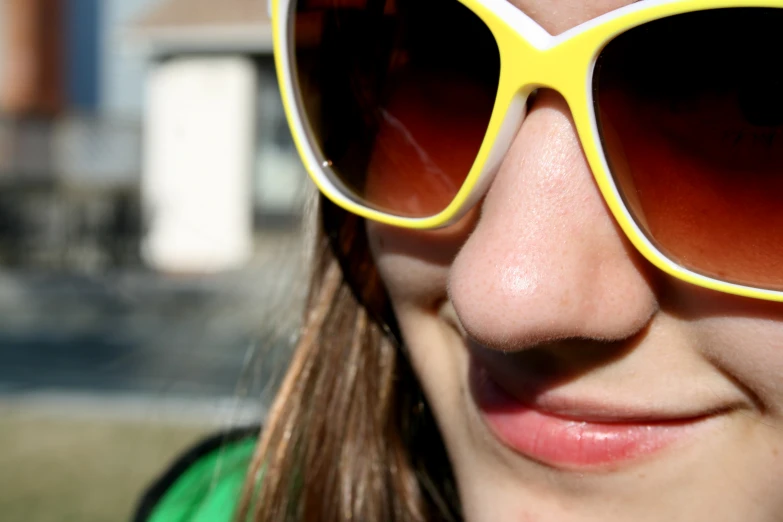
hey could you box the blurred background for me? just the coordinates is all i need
[0,0,309,520]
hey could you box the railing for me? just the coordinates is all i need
[0,115,143,269]
[0,115,142,187]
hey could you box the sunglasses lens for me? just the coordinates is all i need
[595,8,783,291]
[291,0,501,218]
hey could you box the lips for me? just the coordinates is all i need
[470,356,725,470]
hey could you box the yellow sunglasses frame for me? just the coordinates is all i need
[271,0,783,303]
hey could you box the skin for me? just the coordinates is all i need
[365,1,783,521]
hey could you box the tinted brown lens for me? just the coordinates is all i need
[292,0,500,218]
[594,8,783,291]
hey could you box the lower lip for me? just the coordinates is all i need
[472,368,707,469]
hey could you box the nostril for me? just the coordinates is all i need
[526,88,540,111]
[469,337,640,389]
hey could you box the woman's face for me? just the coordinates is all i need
[366,1,783,521]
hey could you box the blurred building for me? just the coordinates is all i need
[0,0,157,115]
[0,0,306,272]
[0,0,142,268]
[130,0,305,273]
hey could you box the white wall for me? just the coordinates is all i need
[142,56,256,273]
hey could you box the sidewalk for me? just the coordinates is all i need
[0,390,265,426]
[0,233,304,522]
[0,229,307,401]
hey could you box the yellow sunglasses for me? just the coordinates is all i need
[271,0,783,302]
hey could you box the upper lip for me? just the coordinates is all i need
[468,342,744,424]
[437,299,749,423]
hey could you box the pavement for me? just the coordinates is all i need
[0,229,307,410]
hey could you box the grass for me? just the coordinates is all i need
[0,408,212,522]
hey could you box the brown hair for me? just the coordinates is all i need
[236,198,462,522]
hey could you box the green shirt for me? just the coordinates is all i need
[135,428,258,522]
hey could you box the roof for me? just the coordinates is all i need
[135,0,269,29]
[128,0,273,54]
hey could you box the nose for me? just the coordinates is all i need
[449,90,659,349]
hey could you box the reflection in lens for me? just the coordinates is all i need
[292,0,501,218]
[594,8,783,291]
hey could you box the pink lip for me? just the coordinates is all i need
[471,363,714,470]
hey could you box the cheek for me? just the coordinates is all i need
[664,281,783,414]
[366,216,477,309]
[701,317,783,415]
